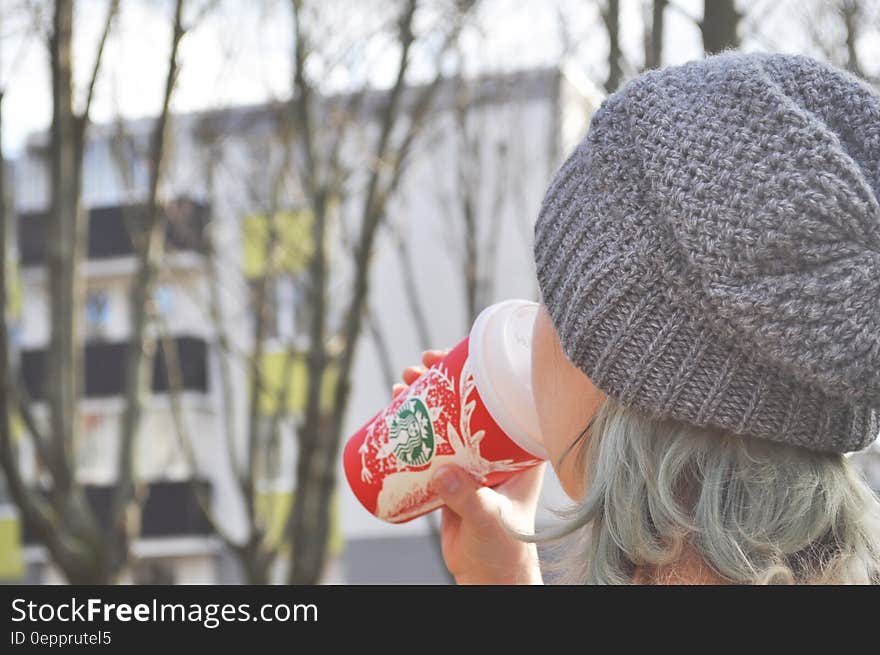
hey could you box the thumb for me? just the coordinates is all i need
[431,465,502,527]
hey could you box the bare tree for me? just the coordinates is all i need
[420,78,511,329]
[110,0,188,577]
[107,0,476,584]
[150,109,307,584]
[0,0,206,584]
[284,0,475,584]
[0,0,119,584]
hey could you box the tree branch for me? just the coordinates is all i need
[10,385,52,469]
[196,136,249,499]
[840,0,865,78]
[364,304,396,390]
[80,0,119,129]
[155,318,247,552]
[666,0,700,25]
[243,146,291,529]
[113,0,186,531]
[388,220,433,351]
[0,86,80,579]
[291,0,318,197]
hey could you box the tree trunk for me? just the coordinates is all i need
[701,0,740,54]
[840,0,865,78]
[602,0,622,93]
[47,0,78,498]
[646,0,667,70]
[239,540,272,585]
[112,0,186,573]
[290,413,336,584]
[45,0,112,585]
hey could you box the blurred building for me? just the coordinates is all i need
[10,197,234,583]
[0,65,603,584]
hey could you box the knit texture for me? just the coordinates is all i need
[534,52,880,453]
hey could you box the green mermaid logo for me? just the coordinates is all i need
[386,397,435,467]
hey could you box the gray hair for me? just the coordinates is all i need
[523,398,880,584]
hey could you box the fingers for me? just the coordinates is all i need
[440,505,460,534]
[431,465,501,530]
[392,348,451,398]
[438,505,461,557]
[422,349,449,368]
[402,366,425,386]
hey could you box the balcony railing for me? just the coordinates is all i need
[22,480,213,544]
[18,198,209,267]
[20,336,209,400]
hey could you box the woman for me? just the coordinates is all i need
[393,52,880,584]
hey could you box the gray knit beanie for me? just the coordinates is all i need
[534,52,880,454]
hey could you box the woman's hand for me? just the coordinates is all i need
[391,349,449,400]
[431,462,545,585]
[392,350,546,585]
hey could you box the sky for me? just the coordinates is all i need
[0,0,877,156]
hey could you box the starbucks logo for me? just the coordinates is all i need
[386,397,435,467]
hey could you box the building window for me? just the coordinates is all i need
[275,275,298,341]
[21,481,213,546]
[85,291,111,339]
[290,278,312,338]
[8,322,22,348]
[21,337,210,400]
[153,285,174,318]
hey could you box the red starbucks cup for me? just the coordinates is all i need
[343,299,547,523]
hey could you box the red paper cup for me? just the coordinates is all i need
[344,300,547,523]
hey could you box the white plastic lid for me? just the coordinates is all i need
[468,299,547,460]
